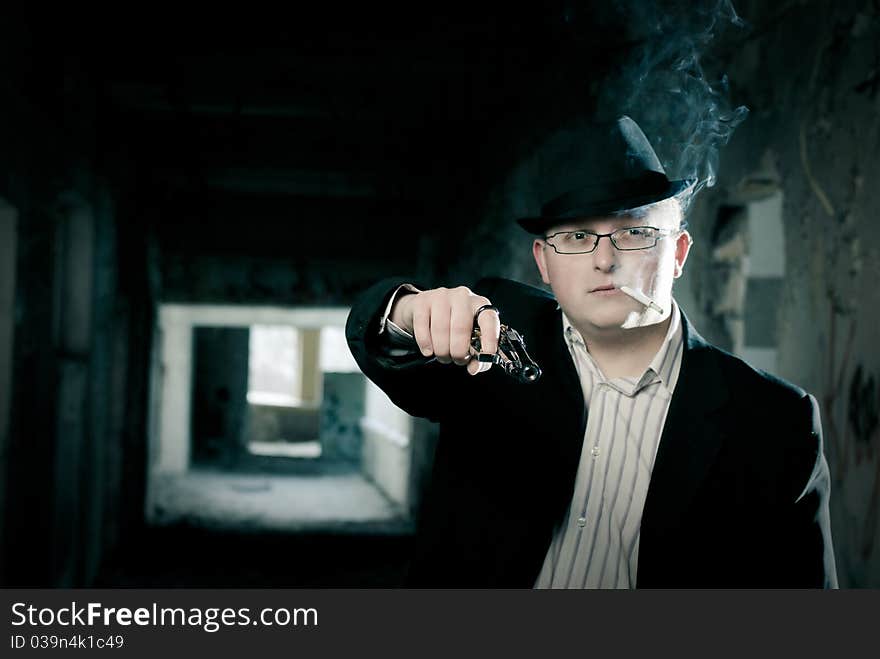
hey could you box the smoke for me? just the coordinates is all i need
[590,0,749,204]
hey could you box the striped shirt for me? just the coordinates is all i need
[534,300,684,589]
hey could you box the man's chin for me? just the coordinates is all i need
[574,312,635,333]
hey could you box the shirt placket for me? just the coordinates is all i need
[554,339,611,586]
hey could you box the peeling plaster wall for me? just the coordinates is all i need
[697,0,880,587]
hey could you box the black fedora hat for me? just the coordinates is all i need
[516,115,696,235]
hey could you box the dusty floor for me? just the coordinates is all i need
[148,467,412,534]
[94,463,416,587]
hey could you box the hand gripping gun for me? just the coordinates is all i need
[469,305,542,384]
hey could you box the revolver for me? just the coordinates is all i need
[470,307,542,384]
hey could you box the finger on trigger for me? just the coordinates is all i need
[476,304,501,355]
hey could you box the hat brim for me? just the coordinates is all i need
[516,178,697,235]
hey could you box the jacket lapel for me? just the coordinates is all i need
[528,305,588,518]
[637,310,730,583]
[544,307,587,414]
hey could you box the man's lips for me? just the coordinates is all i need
[590,284,618,293]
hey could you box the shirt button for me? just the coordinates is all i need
[590,446,600,458]
[577,517,587,527]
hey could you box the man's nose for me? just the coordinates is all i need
[592,234,618,272]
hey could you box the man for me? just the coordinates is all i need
[346,116,838,588]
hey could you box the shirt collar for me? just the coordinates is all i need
[561,298,683,394]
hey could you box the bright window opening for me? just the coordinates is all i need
[247,325,302,407]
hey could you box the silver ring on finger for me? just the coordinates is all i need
[474,304,499,322]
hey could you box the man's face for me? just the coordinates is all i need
[531,201,692,333]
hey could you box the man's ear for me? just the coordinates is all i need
[533,239,551,284]
[673,230,693,279]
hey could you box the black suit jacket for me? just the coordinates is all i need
[346,276,838,588]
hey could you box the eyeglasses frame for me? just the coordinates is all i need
[541,225,685,255]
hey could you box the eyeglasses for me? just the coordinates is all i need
[543,226,678,254]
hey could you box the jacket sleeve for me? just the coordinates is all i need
[777,393,839,588]
[345,277,486,422]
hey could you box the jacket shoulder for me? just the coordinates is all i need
[708,344,808,405]
[699,342,824,504]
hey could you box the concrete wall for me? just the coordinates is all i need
[191,327,251,466]
[50,198,95,586]
[0,24,157,586]
[702,0,880,587]
[320,372,365,462]
[360,380,413,509]
[245,404,322,444]
[0,178,136,588]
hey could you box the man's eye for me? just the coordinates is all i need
[572,231,588,240]
[627,228,647,236]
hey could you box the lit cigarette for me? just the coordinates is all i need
[619,286,664,314]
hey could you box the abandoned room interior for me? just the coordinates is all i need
[1,1,879,587]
